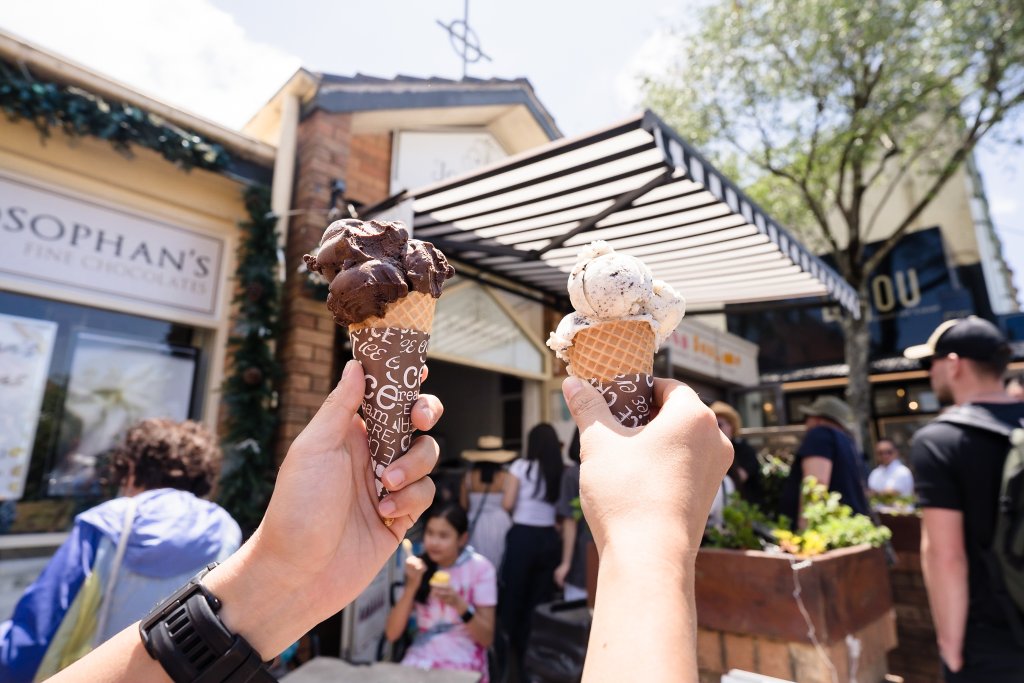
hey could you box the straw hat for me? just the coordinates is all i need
[461,436,518,463]
[709,401,742,434]
[799,395,854,432]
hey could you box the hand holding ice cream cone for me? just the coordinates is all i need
[547,241,685,427]
[305,219,454,522]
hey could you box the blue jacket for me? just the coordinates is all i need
[0,489,240,682]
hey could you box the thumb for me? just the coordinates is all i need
[562,377,623,450]
[308,359,365,429]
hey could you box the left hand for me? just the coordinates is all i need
[208,359,442,657]
[431,584,465,612]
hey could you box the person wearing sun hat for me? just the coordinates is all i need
[904,317,1024,681]
[778,394,870,527]
[459,436,518,572]
[710,401,764,507]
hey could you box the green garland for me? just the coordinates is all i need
[0,58,230,171]
[218,185,280,534]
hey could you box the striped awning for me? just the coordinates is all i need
[377,111,860,317]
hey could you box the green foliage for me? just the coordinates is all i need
[643,0,1024,280]
[869,490,917,514]
[217,186,281,534]
[773,477,891,557]
[0,58,230,171]
[704,494,787,550]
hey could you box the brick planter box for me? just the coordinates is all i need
[878,513,942,683]
[694,545,897,683]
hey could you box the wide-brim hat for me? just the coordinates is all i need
[709,401,742,434]
[461,436,517,463]
[799,395,854,432]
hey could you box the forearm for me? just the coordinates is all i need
[49,540,309,682]
[583,537,697,683]
[464,606,495,648]
[921,549,968,662]
[560,519,577,566]
[385,588,418,642]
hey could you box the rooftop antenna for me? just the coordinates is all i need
[436,0,492,79]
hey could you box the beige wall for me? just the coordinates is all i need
[0,115,250,428]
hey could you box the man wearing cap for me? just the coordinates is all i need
[905,316,1024,682]
[778,395,870,528]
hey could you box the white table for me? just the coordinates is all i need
[282,657,481,683]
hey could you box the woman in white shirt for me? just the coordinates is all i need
[498,423,564,661]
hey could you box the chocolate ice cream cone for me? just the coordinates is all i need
[348,292,437,518]
[566,320,656,428]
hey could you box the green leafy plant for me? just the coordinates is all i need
[0,58,229,171]
[217,185,281,535]
[869,490,917,514]
[704,494,787,550]
[773,477,891,557]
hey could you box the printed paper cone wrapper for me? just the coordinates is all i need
[348,293,436,503]
[565,320,655,428]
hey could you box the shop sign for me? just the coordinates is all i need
[392,130,507,198]
[0,174,224,320]
[0,313,57,500]
[665,319,760,387]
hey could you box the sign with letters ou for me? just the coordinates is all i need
[0,313,57,500]
[726,227,972,371]
[663,318,761,387]
[0,174,224,322]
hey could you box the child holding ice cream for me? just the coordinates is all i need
[385,505,497,682]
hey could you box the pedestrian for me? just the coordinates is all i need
[905,316,1024,681]
[867,438,914,497]
[499,422,563,661]
[0,418,241,683]
[385,505,497,682]
[778,395,870,527]
[1005,371,1024,400]
[711,401,764,507]
[554,429,591,602]
[459,436,517,572]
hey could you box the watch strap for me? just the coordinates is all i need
[140,566,276,683]
[460,604,476,624]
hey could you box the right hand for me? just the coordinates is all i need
[563,376,734,556]
[554,561,570,588]
[405,555,428,586]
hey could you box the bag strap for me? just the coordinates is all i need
[468,475,494,540]
[93,496,139,646]
[934,404,1020,437]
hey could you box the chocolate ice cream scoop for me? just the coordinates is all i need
[304,219,454,325]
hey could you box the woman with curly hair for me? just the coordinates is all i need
[0,419,241,683]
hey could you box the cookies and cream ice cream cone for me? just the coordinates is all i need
[304,219,454,521]
[547,241,685,427]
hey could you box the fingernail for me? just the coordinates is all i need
[341,359,357,380]
[562,377,583,401]
[379,498,396,516]
[385,469,405,488]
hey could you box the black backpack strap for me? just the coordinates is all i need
[933,405,1018,437]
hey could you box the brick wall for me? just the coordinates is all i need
[274,111,392,462]
[887,552,943,683]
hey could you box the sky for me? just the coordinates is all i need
[2,0,1021,306]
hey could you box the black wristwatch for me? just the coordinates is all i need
[460,604,476,624]
[139,563,276,683]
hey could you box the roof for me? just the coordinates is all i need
[311,73,561,141]
[376,111,860,316]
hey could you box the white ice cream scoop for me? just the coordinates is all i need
[567,241,653,318]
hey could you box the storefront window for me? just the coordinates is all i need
[872,381,938,416]
[0,291,204,534]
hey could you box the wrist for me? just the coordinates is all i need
[203,540,314,660]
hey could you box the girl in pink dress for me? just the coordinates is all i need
[385,506,497,682]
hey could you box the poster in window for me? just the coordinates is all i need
[48,333,196,497]
[0,313,58,500]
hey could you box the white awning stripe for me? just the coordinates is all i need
[392,112,860,316]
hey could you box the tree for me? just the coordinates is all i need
[644,0,1024,445]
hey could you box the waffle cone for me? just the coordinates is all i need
[566,320,655,381]
[349,291,436,333]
